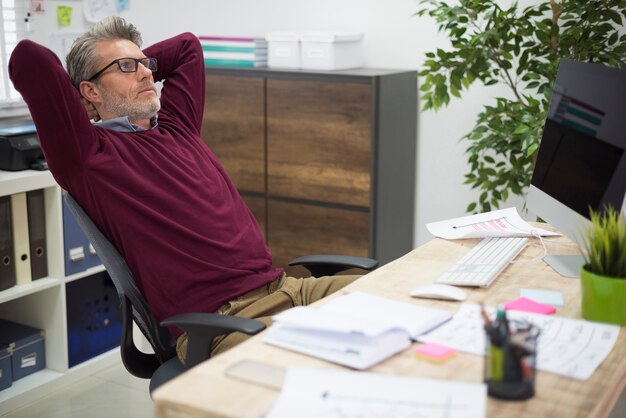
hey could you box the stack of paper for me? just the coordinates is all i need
[199,36,268,68]
[267,368,487,418]
[264,292,452,369]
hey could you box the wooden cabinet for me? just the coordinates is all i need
[202,67,417,275]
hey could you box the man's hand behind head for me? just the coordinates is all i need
[81,97,101,122]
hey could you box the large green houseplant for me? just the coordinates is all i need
[417,0,626,213]
[580,207,626,325]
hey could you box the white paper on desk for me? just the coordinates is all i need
[266,367,487,418]
[426,207,560,239]
[264,292,452,370]
[418,304,620,380]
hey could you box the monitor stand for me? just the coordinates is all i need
[543,255,585,278]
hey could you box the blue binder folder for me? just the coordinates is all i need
[62,199,101,275]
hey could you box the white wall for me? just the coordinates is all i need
[26,0,523,247]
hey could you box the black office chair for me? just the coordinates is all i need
[62,191,378,395]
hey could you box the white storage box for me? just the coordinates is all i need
[300,32,363,70]
[266,32,300,69]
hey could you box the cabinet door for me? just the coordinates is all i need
[268,200,369,277]
[201,75,266,194]
[266,79,372,207]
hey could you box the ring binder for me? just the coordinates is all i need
[62,199,100,275]
[26,189,48,280]
[0,196,16,291]
[10,193,31,285]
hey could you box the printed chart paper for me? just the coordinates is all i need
[418,304,620,380]
[426,207,560,239]
[267,368,487,418]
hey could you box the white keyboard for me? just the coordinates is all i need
[435,237,528,287]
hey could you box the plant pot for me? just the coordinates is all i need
[580,266,626,325]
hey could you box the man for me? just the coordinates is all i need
[9,16,359,362]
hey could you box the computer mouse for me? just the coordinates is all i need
[410,283,467,302]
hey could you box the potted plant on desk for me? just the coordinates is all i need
[580,206,626,325]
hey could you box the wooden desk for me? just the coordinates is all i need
[153,232,626,418]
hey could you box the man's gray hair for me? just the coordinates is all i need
[66,16,143,88]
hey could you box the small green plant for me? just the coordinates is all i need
[583,207,626,278]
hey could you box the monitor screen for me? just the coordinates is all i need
[527,59,626,268]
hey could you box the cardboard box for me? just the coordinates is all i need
[0,344,11,391]
[300,32,364,70]
[0,319,45,381]
[266,32,301,68]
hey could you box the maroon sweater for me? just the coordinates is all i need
[9,33,282,336]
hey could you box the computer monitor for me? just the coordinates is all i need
[527,59,626,277]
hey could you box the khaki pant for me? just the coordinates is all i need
[175,273,360,364]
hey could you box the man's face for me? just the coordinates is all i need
[91,39,160,121]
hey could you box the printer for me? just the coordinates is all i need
[0,118,46,171]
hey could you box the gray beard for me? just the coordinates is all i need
[100,86,161,121]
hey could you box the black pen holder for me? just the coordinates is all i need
[484,320,539,400]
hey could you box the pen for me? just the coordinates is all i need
[480,303,492,328]
[481,303,497,342]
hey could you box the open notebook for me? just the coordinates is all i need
[264,292,452,370]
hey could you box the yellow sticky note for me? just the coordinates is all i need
[57,6,72,26]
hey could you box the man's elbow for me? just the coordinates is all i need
[9,40,59,82]
[179,32,202,52]
[9,40,35,80]
[9,40,69,101]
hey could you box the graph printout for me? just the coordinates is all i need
[418,304,620,380]
[267,368,487,418]
[426,207,560,239]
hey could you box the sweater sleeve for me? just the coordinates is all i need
[144,33,205,134]
[9,40,99,189]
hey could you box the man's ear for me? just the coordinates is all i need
[79,81,102,105]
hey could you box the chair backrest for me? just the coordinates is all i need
[62,191,177,377]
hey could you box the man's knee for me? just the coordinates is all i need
[299,274,361,305]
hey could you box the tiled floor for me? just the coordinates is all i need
[2,362,153,418]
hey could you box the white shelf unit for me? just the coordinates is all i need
[0,170,119,415]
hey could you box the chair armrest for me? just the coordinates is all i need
[161,313,266,368]
[288,254,379,277]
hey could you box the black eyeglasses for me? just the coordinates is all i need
[87,57,158,82]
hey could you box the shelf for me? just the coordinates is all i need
[0,349,120,415]
[0,170,56,197]
[0,277,62,304]
[1,170,118,416]
[64,264,107,283]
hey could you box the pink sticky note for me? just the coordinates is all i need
[504,296,557,315]
[414,342,455,362]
